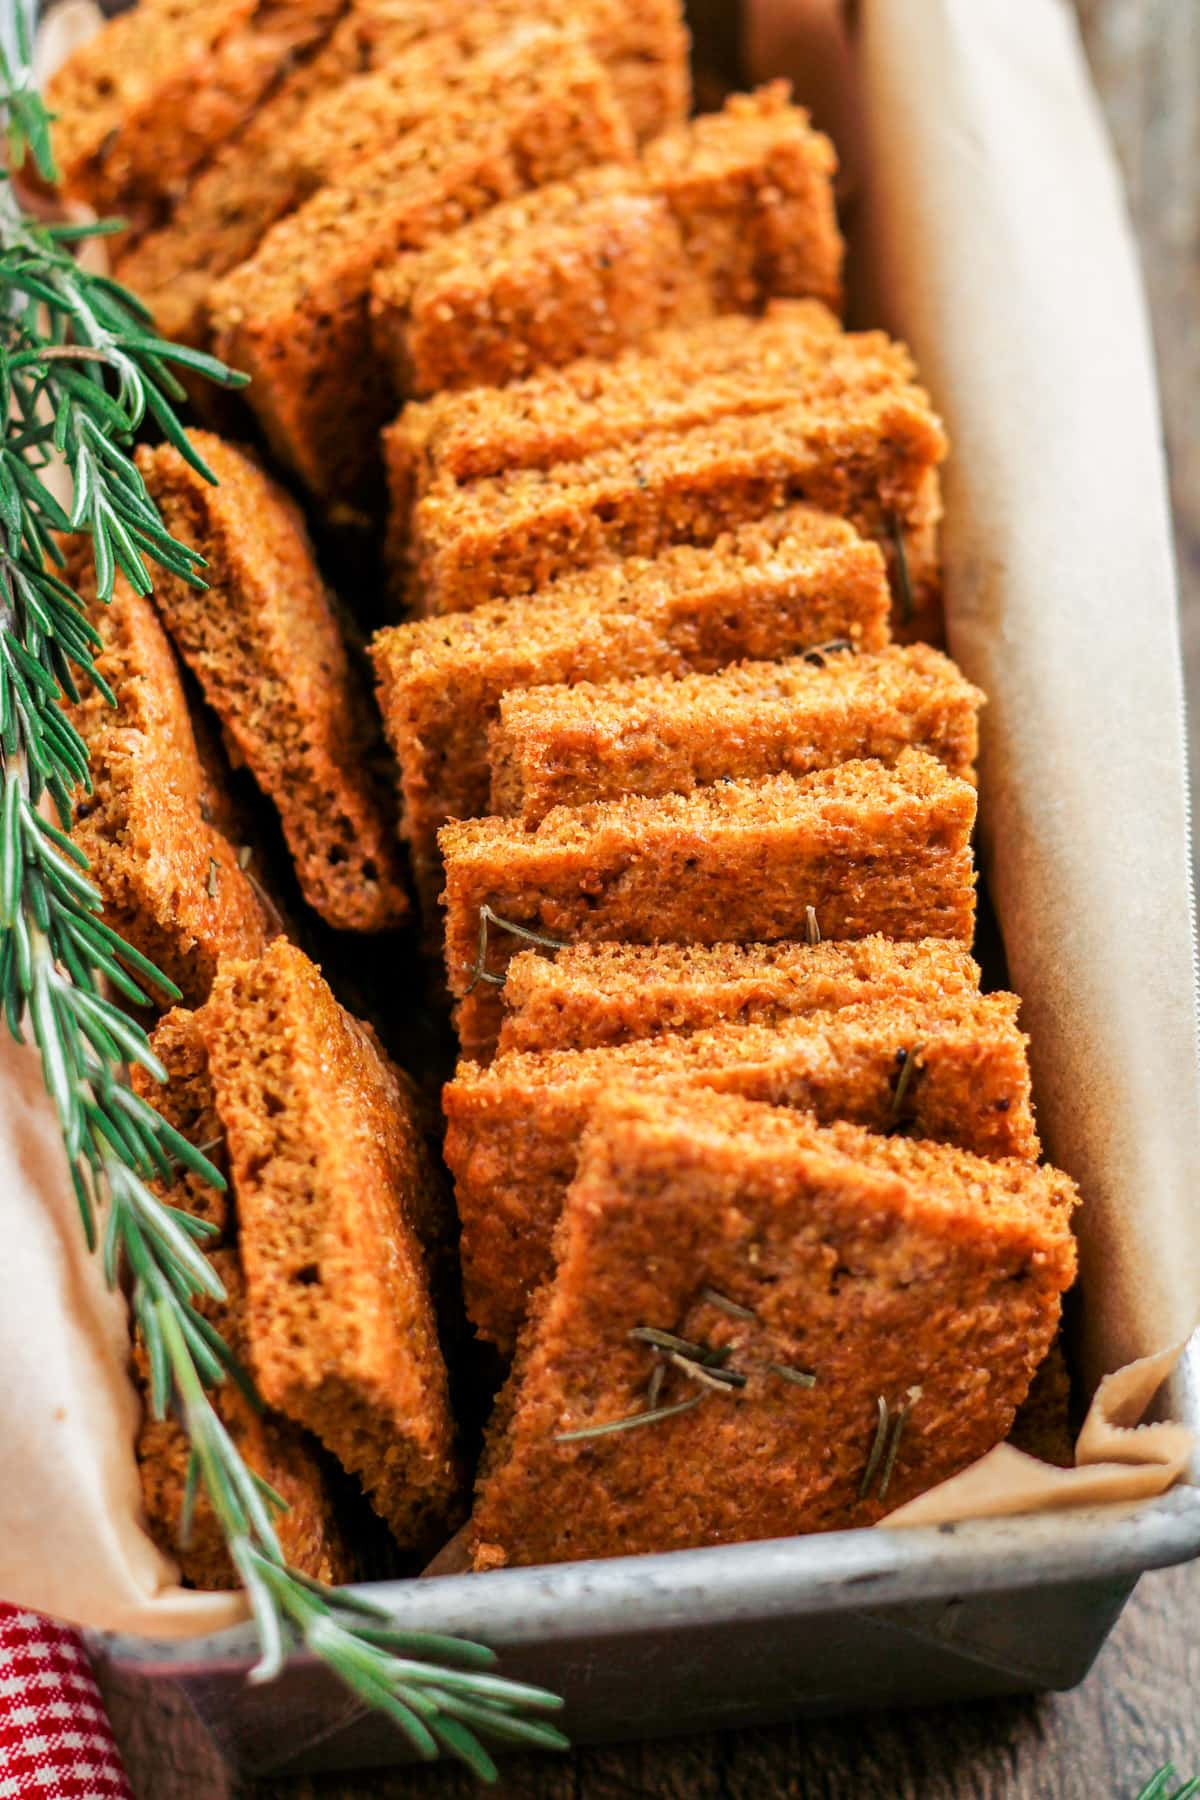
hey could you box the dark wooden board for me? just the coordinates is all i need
[100,0,1200,1792]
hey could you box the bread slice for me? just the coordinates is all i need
[496,935,981,1056]
[210,25,634,503]
[370,168,711,398]
[369,86,841,397]
[391,298,843,498]
[63,551,270,1006]
[321,0,687,154]
[47,0,344,216]
[444,990,1038,1350]
[135,1249,351,1589]
[469,1088,1078,1566]
[639,82,841,313]
[370,507,889,921]
[111,13,366,350]
[442,750,976,1055]
[390,302,944,629]
[202,941,459,1548]
[488,643,983,823]
[135,433,408,932]
[296,0,688,196]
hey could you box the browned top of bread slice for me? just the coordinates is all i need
[445,990,1038,1350]
[202,940,459,1548]
[210,24,634,500]
[135,432,408,932]
[372,506,890,924]
[469,1087,1078,1568]
[487,642,983,823]
[440,748,977,998]
[394,300,876,492]
[47,0,344,215]
[496,935,982,1055]
[335,0,688,147]
[112,14,367,348]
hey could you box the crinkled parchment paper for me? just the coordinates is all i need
[0,0,1194,1634]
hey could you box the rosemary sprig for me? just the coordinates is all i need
[0,28,566,1776]
[464,903,567,993]
[858,1388,921,1503]
[1136,1768,1200,1800]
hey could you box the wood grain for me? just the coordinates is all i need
[100,1,1200,1794]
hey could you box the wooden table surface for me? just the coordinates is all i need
[100,1,1200,1793]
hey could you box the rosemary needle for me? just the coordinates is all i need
[464,903,567,993]
[555,1394,704,1443]
[876,1386,922,1501]
[700,1286,756,1321]
[768,1362,817,1389]
[859,1396,891,1501]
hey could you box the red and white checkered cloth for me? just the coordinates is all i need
[0,1606,131,1799]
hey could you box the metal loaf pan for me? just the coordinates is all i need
[94,1337,1200,1776]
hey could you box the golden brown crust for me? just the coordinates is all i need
[135,1249,352,1590]
[63,547,270,1006]
[370,506,890,921]
[445,990,1038,1351]
[488,643,983,823]
[202,941,460,1549]
[370,171,710,398]
[496,936,982,1056]
[393,298,843,501]
[135,433,408,932]
[47,0,344,215]
[112,13,367,349]
[389,302,944,630]
[369,86,842,398]
[322,0,688,153]
[441,750,977,1055]
[470,1088,1078,1567]
[640,83,841,313]
[210,25,635,502]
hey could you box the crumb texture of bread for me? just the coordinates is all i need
[640,83,841,313]
[112,14,366,349]
[488,642,983,823]
[496,935,982,1055]
[47,0,345,215]
[135,433,408,932]
[320,0,687,156]
[370,171,711,397]
[210,25,635,501]
[202,940,460,1548]
[445,989,1037,1351]
[63,546,270,1005]
[391,302,945,630]
[441,750,977,1053]
[469,1089,1078,1567]
[135,1249,352,1589]
[371,506,890,918]
[369,85,841,397]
